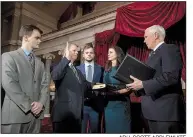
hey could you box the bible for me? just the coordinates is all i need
[92,83,106,90]
[113,54,156,84]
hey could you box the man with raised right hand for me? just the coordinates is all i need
[51,42,93,133]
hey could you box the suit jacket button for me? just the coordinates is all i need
[34,81,36,83]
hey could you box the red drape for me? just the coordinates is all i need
[127,45,149,62]
[115,2,186,37]
[180,42,186,82]
[166,40,186,82]
[95,29,120,67]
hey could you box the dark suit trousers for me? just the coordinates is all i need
[53,118,81,133]
[148,120,185,133]
[81,105,100,133]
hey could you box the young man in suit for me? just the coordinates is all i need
[77,44,104,133]
[51,42,93,133]
[2,25,49,133]
[126,25,185,133]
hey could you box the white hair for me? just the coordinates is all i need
[146,25,166,40]
[66,41,79,49]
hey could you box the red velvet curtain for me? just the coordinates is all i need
[127,45,149,63]
[115,2,186,37]
[95,29,120,67]
[166,40,186,82]
[180,42,186,82]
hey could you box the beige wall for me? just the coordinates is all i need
[21,15,38,25]
[95,2,127,11]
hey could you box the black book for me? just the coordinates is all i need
[113,54,156,84]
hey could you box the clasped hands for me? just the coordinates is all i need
[31,102,43,117]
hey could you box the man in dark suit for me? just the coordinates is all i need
[126,25,185,133]
[51,42,93,133]
[77,43,104,133]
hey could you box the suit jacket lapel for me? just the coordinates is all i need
[93,64,99,82]
[81,64,86,77]
[146,43,164,64]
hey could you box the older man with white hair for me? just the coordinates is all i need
[126,25,185,133]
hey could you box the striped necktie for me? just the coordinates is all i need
[149,50,155,57]
[28,53,35,74]
[70,64,80,82]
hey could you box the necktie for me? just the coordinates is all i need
[149,51,155,57]
[70,64,80,82]
[87,65,93,82]
[28,53,35,74]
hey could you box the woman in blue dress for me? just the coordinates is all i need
[103,46,131,133]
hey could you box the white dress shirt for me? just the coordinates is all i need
[153,41,164,51]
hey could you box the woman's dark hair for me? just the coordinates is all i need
[105,46,125,72]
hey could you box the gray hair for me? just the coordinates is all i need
[146,25,166,40]
[66,41,79,49]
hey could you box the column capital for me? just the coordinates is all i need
[58,50,64,56]
[43,53,55,60]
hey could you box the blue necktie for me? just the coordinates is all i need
[87,65,92,82]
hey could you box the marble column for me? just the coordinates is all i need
[43,53,55,117]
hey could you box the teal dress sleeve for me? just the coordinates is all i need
[103,67,120,85]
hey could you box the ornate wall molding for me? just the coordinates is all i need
[41,11,116,42]
[2,40,21,47]
[60,2,131,29]
[43,53,56,60]
[34,20,115,56]
[2,3,57,31]
[22,3,57,27]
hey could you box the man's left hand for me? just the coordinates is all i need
[126,75,143,91]
[31,102,43,115]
